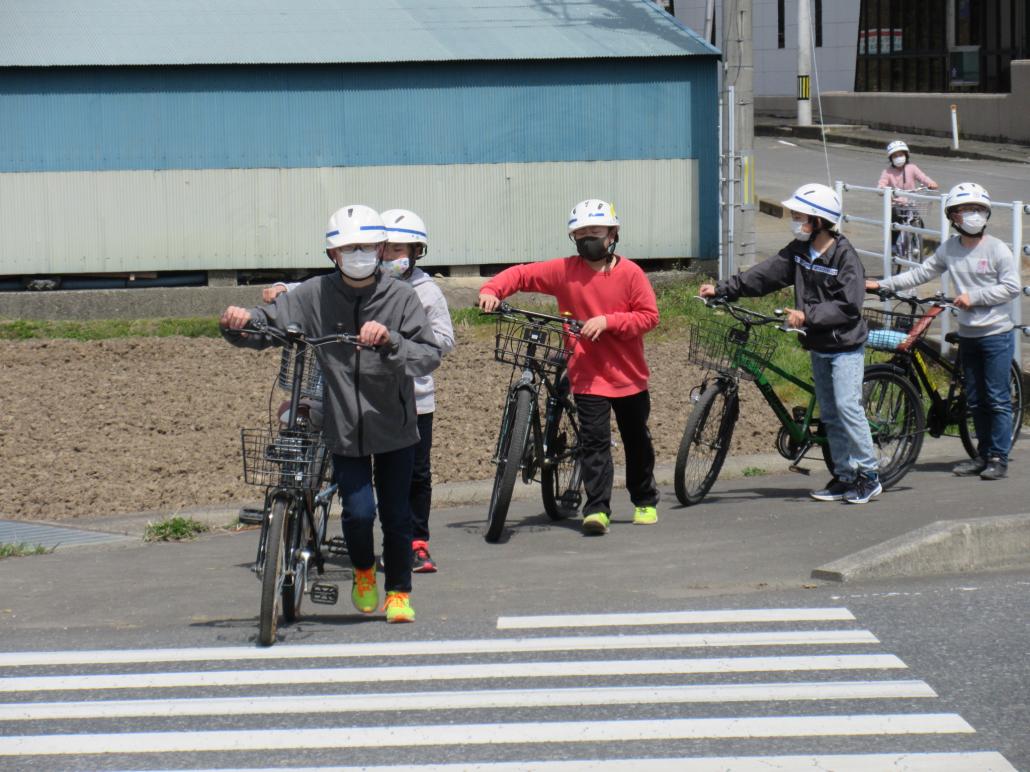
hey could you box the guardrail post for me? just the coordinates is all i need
[939,190,952,357]
[882,187,893,279]
[1013,201,1024,365]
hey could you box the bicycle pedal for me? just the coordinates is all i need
[309,583,339,605]
[238,507,265,525]
[326,536,349,556]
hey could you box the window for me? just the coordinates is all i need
[815,0,823,47]
[778,0,785,48]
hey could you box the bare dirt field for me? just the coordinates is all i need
[0,325,780,522]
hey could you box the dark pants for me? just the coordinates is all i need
[333,445,415,593]
[574,390,659,517]
[410,412,434,542]
[960,331,1015,462]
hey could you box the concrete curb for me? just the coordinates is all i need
[811,513,1030,582]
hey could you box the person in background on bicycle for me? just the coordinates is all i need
[700,183,882,505]
[263,209,455,574]
[867,182,1020,481]
[478,199,660,536]
[221,204,442,623]
[877,140,938,256]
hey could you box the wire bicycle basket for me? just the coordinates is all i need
[687,318,778,382]
[863,307,936,352]
[494,315,578,376]
[240,428,328,489]
[276,347,325,400]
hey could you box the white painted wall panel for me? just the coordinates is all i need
[0,159,699,274]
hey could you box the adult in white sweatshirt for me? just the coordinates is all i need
[869,182,1020,480]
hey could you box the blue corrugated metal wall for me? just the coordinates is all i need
[1,57,719,256]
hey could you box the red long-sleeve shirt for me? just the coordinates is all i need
[480,255,659,398]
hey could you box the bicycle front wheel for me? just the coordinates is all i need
[959,360,1024,458]
[541,385,583,520]
[863,367,925,488]
[486,389,533,543]
[674,379,738,506]
[259,495,289,646]
[282,501,309,624]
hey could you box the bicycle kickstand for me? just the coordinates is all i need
[788,442,813,475]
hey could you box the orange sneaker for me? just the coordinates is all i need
[383,591,415,623]
[351,566,378,613]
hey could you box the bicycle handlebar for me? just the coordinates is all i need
[695,295,803,335]
[867,286,957,308]
[224,320,369,348]
[479,301,585,333]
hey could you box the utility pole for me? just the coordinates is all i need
[797,0,812,126]
[722,0,755,274]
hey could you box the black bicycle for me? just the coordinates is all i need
[483,303,584,543]
[231,320,359,645]
[865,287,1026,459]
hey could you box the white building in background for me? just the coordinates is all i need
[674,1,860,110]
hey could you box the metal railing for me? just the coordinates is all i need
[835,181,1029,359]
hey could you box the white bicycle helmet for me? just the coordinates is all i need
[568,199,619,233]
[380,209,429,255]
[781,184,842,226]
[944,182,992,213]
[325,205,387,249]
[886,139,910,159]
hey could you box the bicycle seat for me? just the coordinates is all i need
[944,332,961,345]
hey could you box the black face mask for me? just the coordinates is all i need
[575,237,611,262]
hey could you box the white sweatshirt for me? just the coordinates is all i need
[880,233,1020,338]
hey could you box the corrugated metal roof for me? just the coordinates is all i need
[0,0,719,67]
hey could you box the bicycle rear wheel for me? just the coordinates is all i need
[258,495,289,646]
[863,367,925,488]
[541,385,583,520]
[486,389,533,543]
[959,360,1024,458]
[674,379,738,506]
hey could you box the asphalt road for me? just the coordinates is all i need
[0,448,1027,771]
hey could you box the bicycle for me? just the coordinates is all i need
[231,320,361,645]
[482,303,585,543]
[890,187,934,273]
[864,287,1026,459]
[674,297,925,506]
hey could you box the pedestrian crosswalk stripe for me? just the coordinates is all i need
[0,629,879,668]
[0,654,907,693]
[0,679,936,720]
[148,752,1020,772]
[497,607,856,629]
[0,714,975,756]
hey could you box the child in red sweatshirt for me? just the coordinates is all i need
[478,199,660,535]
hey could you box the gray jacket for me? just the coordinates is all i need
[231,271,441,457]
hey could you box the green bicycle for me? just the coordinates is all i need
[674,297,925,506]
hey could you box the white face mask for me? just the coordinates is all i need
[384,256,410,277]
[959,211,988,233]
[892,155,906,168]
[339,247,379,279]
[790,219,812,242]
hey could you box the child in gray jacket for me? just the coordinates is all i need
[869,182,1020,480]
[221,205,441,623]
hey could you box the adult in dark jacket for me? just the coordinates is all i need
[220,205,441,624]
[700,183,881,505]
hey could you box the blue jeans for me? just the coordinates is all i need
[333,445,415,593]
[960,331,1015,462]
[810,347,879,482]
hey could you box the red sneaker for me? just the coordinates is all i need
[411,540,437,573]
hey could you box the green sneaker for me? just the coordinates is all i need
[383,591,415,623]
[633,506,658,525]
[582,512,610,535]
[351,566,378,614]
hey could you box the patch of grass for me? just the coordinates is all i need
[741,466,768,477]
[143,516,210,542]
[0,542,52,559]
[0,317,221,341]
